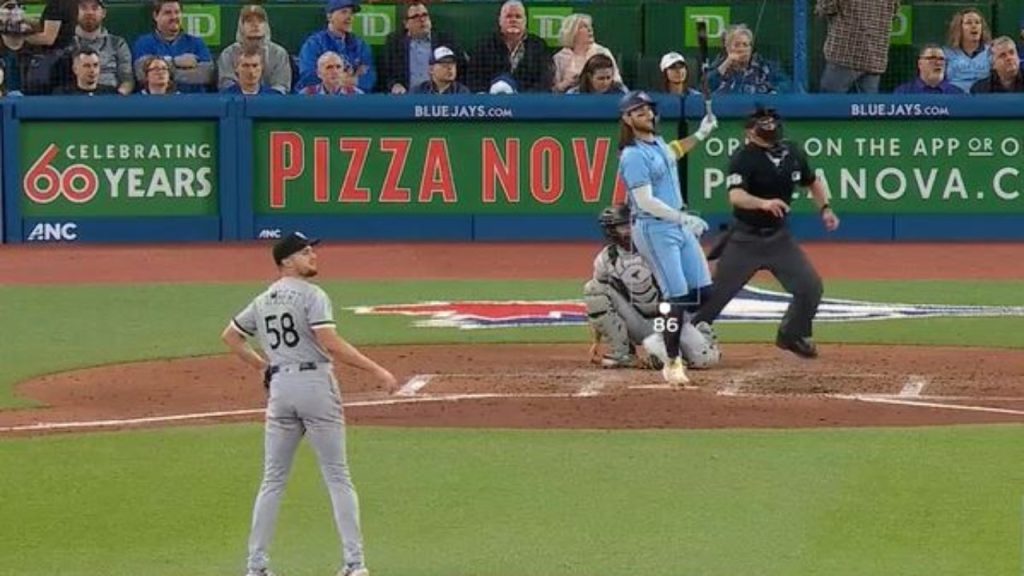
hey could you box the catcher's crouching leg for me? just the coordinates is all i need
[680,320,722,369]
[583,280,636,368]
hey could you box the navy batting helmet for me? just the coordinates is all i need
[619,90,656,115]
[598,204,631,248]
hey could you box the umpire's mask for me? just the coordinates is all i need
[747,108,782,145]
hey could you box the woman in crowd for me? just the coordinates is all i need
[706,24,790,94]
[137,55,178,94]
[566,53,627,94]
[552,13,620,93]
[943,8,992,93]
[657,51,699,95]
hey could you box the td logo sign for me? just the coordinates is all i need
[890,6,913,46]
[355,5,396,46]
[684,6,730,48]
[528,6,573,48]
[183,5,221,47]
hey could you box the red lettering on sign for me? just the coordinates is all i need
[61,165,99,204]
[23,144,62,204]
[419,139,457,203]
[572,138,610,203]
[312,137,330,203]
[379,138,412,203]
[481,138,520,203]
[613,174,628,205]
[269,132,303,209]
[338,138,371,203]
[530,137,563,204]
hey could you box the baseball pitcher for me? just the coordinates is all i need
[221,231,395,576]
[584,204,721,370]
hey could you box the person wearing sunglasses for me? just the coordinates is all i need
[894,43,964,94]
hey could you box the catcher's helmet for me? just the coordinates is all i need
[598,204,631,248]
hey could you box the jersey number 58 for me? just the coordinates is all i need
[265,313,300,349]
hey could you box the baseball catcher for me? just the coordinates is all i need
[584,204,721,370]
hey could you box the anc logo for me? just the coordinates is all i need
[352,285,1024,330]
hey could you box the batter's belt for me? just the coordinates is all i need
[268,362,331,376]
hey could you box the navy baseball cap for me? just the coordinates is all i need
[273,232,321,265]
[619,90,656,114]
[326,0,360,15]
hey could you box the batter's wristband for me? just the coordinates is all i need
[819,203,831,214]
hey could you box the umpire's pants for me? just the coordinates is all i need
[694,223,823,338]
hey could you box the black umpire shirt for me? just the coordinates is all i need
[726,140,816,229]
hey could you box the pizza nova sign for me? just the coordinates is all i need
[255,124,630,213]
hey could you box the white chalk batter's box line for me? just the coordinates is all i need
[2,373,1022,434]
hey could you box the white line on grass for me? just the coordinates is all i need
[898,375,929,398]
[396,374,435,397]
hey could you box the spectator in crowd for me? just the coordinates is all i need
[816,0,900,93]
[55,47,116,94]
[218,5,291,94]
[943,8,992,93]
[552,13,619,93]
[379,1,463,94]
[412,45,469,94]
[488,73,517,94]
[970,37,1024,94]
[132,0,214,93]
[1,0,79,94]
[221,44,277,95]
[75,0,133,95]
[137,53,177,94]
[297,0,375,92]
[566,53,626,94]
[468,0,553,93]
[894,44,963,94]
[706,24,789,94]
[657,51,699,95]
[299,51,363,95]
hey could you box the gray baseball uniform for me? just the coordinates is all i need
[584,244,722,369]
[231,276,365,573]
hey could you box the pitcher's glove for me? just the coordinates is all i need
[262,365,273,390]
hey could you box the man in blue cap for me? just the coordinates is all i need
[616,90,717,386]
[297,0,375,92]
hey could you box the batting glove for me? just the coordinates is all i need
[695,114,719,142]
[678,212,709,238]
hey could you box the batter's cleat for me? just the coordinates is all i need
[601,354,637,369]
[245,570,276,576]
[776,332,818,359]
[338,565,369,576]
[661,357,690,386]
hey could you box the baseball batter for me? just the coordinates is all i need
[617,90,718,385]
[221,231,396,576]
[584,204,721,371]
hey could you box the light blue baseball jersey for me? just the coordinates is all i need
[619,136,683,220]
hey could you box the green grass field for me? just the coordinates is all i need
[1,278,1023,575]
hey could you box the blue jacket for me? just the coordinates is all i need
[221,84,280,96]
[132,32,213,93]
[893,77,964,95]
[297,29,376,93]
